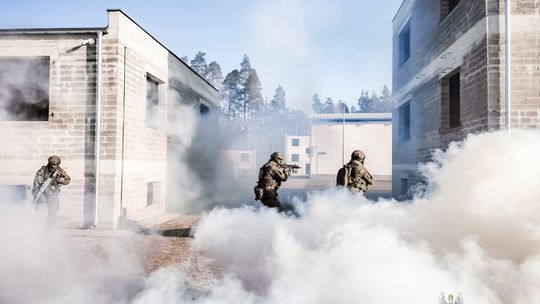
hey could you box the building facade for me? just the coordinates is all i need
[284,135,311,178]
[0,10,219,228]
[392,0,540,198]
[308,113,392,193]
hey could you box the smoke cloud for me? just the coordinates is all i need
[2,129,540,304]
[141,129,540,303]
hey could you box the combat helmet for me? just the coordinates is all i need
[270,152,284,164]
[48,155,61,166]
[351,150,365,162]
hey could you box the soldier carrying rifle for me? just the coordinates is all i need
[32,155,70,225]
[254,152,300,213]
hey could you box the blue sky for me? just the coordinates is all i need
[0,0,403,110]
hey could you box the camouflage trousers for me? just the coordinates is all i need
[35,194,60,225]
[260,190,299,217]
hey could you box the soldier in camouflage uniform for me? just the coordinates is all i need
[32,155,71,225]
[347,150,373,194]
[254,152,291,212]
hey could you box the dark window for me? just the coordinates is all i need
[292,154,300,162]
[146,76,159,128]
[305,163,311,175]
[200,103,209,115]
[398,101,411,141]
[240,153,250,162]
[449,72,461,128]
[441,0,461,19]
[0,57,49,121]
[0,185,27,204]
[400,178,409,197]
[147,182,158,206]
[441,69,461,129]
[291,138,300,146]
[398,21,411,67]
[449,0,460,12]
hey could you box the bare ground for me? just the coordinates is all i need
[64,216,221,289]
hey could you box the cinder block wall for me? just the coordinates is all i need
[391,0,494,197]
[0,34,97,227]
[507,0,540,128]
[97,11,170,227]
[392,0,540,198]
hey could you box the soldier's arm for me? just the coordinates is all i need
[270,166,288,182]
[55,167,71,185]
[361,168,373,185]
[32,168,45,196]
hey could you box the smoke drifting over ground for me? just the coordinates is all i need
[147,130,540,303]
[2,130,540,303]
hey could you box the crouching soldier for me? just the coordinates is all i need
[254,152,297,214]
[32,155,71,225]
[337,150,373,194]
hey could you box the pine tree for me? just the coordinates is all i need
[323,97,335,114]
[358,90,371,112]
[270,85,287,112]
[380,85,393,112]
[336,100,350,113]
[243,68,263,118]
[311,94,324,113]
[369,91,381,112]
[239,54,252,84]
[350,105,358,113]
[190,51,208,77]
[222,69,242,119]
[180,56,188,63]
[206,61,223,90]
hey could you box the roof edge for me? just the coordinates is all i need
[106,9,219,92]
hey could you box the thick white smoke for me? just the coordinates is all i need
[135,129,540,303]
[2,130,540,304]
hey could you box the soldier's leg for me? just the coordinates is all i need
[45,195,60,225]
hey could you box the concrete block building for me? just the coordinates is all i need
[0,10,219,228]
[392,0,540,197]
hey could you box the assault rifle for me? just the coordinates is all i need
[279,163,302,170]
[32,169,64,206]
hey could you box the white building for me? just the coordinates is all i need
[219,150,257,178]
[309,113,392,193]
[283,135,311,178]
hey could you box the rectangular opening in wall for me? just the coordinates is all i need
[449,72,461,128]
[200,103,209,115]
[291,138,300,146]
[398,101,411,141]
[292,154,300,162]
[400,178,409,197]
[398,21,411,67]
[305,163,311,175]
[0,185,27,205]
[441,68,461,129]
[0,57,50,121]
[146,75,159,128]
[441,0,461,19]
[147,182,159,206]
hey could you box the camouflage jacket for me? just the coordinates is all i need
[32,166,71,198]
[348,159,373,192]
[257,160,288,190]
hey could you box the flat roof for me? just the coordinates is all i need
[0,9,218,93]
[310,113,392,123]
[392,0,407,22]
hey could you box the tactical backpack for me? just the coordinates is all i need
[336,164,351,187]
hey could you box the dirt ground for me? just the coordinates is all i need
[65,216,221,289]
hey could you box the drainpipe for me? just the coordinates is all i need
[504,0,511,130]
[93,30,103,227]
